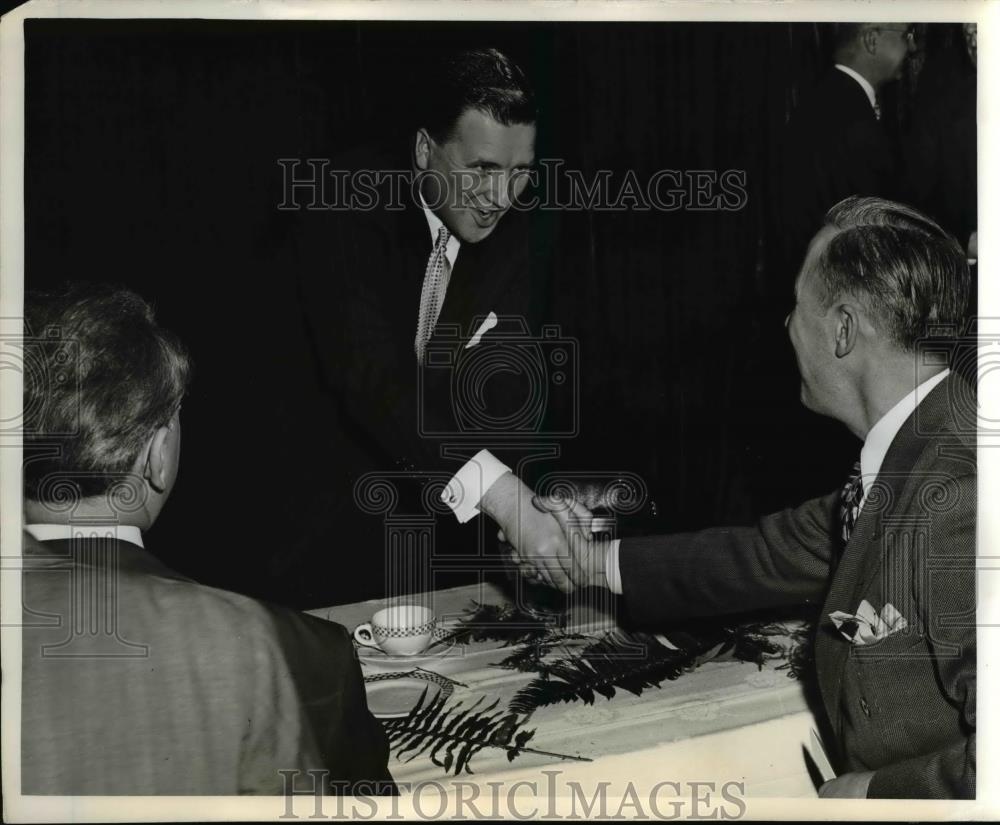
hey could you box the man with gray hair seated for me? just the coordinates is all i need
[21,283,394,795]
[502,197,975,799]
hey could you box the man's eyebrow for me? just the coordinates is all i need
[467,158,536,170]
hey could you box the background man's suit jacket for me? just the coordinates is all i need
[21,537,394,795]
[286,153,553,605]
[618,373,975,798]
[778,68,901,270]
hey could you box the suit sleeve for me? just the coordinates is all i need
[866,471,976,799]
[241,604,396,795]
[619,491,839,625]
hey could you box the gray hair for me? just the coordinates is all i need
[817,196,970,351]
[23,283,192,502]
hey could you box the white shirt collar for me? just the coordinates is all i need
[24,523,145,549]
[419,194,461,270]
[834,64,878,113]
[859,369,950,499]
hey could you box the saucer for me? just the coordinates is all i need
[364,671,453,719]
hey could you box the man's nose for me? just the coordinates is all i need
[489,172,513,210]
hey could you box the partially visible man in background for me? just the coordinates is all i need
[779,23,916,269]
[21,283,394,795]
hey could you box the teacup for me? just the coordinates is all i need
[353,604,437,656]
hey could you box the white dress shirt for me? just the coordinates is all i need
[604,369,952,595]
[834,63,878,114]
[25,522,145,549]
[857,368,950,506]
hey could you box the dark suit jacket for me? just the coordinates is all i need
[286,151,553,604]
[295,154,550,472]
[619,373,975,799]
[778,68,901,268]
[21,535,395,795]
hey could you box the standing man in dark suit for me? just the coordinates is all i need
[292,48,558,606]
[21,283,394,795]
[504,197,975,799]
[778,23,917,270]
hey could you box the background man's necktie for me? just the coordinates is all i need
[873,96,882,121]
[415,226,452,365]
[838,459,864,551]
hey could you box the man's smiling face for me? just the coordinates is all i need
[415,107,536,244]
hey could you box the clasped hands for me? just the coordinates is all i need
[481,473,611,592]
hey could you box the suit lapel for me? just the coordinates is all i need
[436,212,525,343]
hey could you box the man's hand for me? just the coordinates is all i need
[530,493,610,592]
[818,771,874,798]
[480,473,576,591]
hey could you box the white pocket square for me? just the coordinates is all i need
[829,599,908,645]
[465,311,498,349]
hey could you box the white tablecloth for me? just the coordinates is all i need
[309,582,822,798]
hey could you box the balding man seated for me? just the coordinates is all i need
[20,283,394,795]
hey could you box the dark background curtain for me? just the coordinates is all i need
[24,19,973,604]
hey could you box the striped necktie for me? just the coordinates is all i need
[839,459,864,549]
[415,226,452,365]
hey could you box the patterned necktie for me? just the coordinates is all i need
[839,459,864,548]
[415,226,452,365]
[873,97,882,121]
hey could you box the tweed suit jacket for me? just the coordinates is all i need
[21,536,395,795]
[619,373,975,798]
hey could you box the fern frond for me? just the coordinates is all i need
[507,630,707,715]
[492,633,590,671]
[438,600,564,647]
[381,688,589,775]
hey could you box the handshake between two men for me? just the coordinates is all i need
[481,471,611,594]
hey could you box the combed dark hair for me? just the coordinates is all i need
[23,283,192,502]
[818,196,970,351]
[422,48,537,142]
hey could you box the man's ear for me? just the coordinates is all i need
[414,129,431,171]
[863,28,880,56]
[834,303,860,358]
[142,424,174,493]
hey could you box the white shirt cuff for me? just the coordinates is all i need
[605,539,623,594]
[441,449,512,524]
